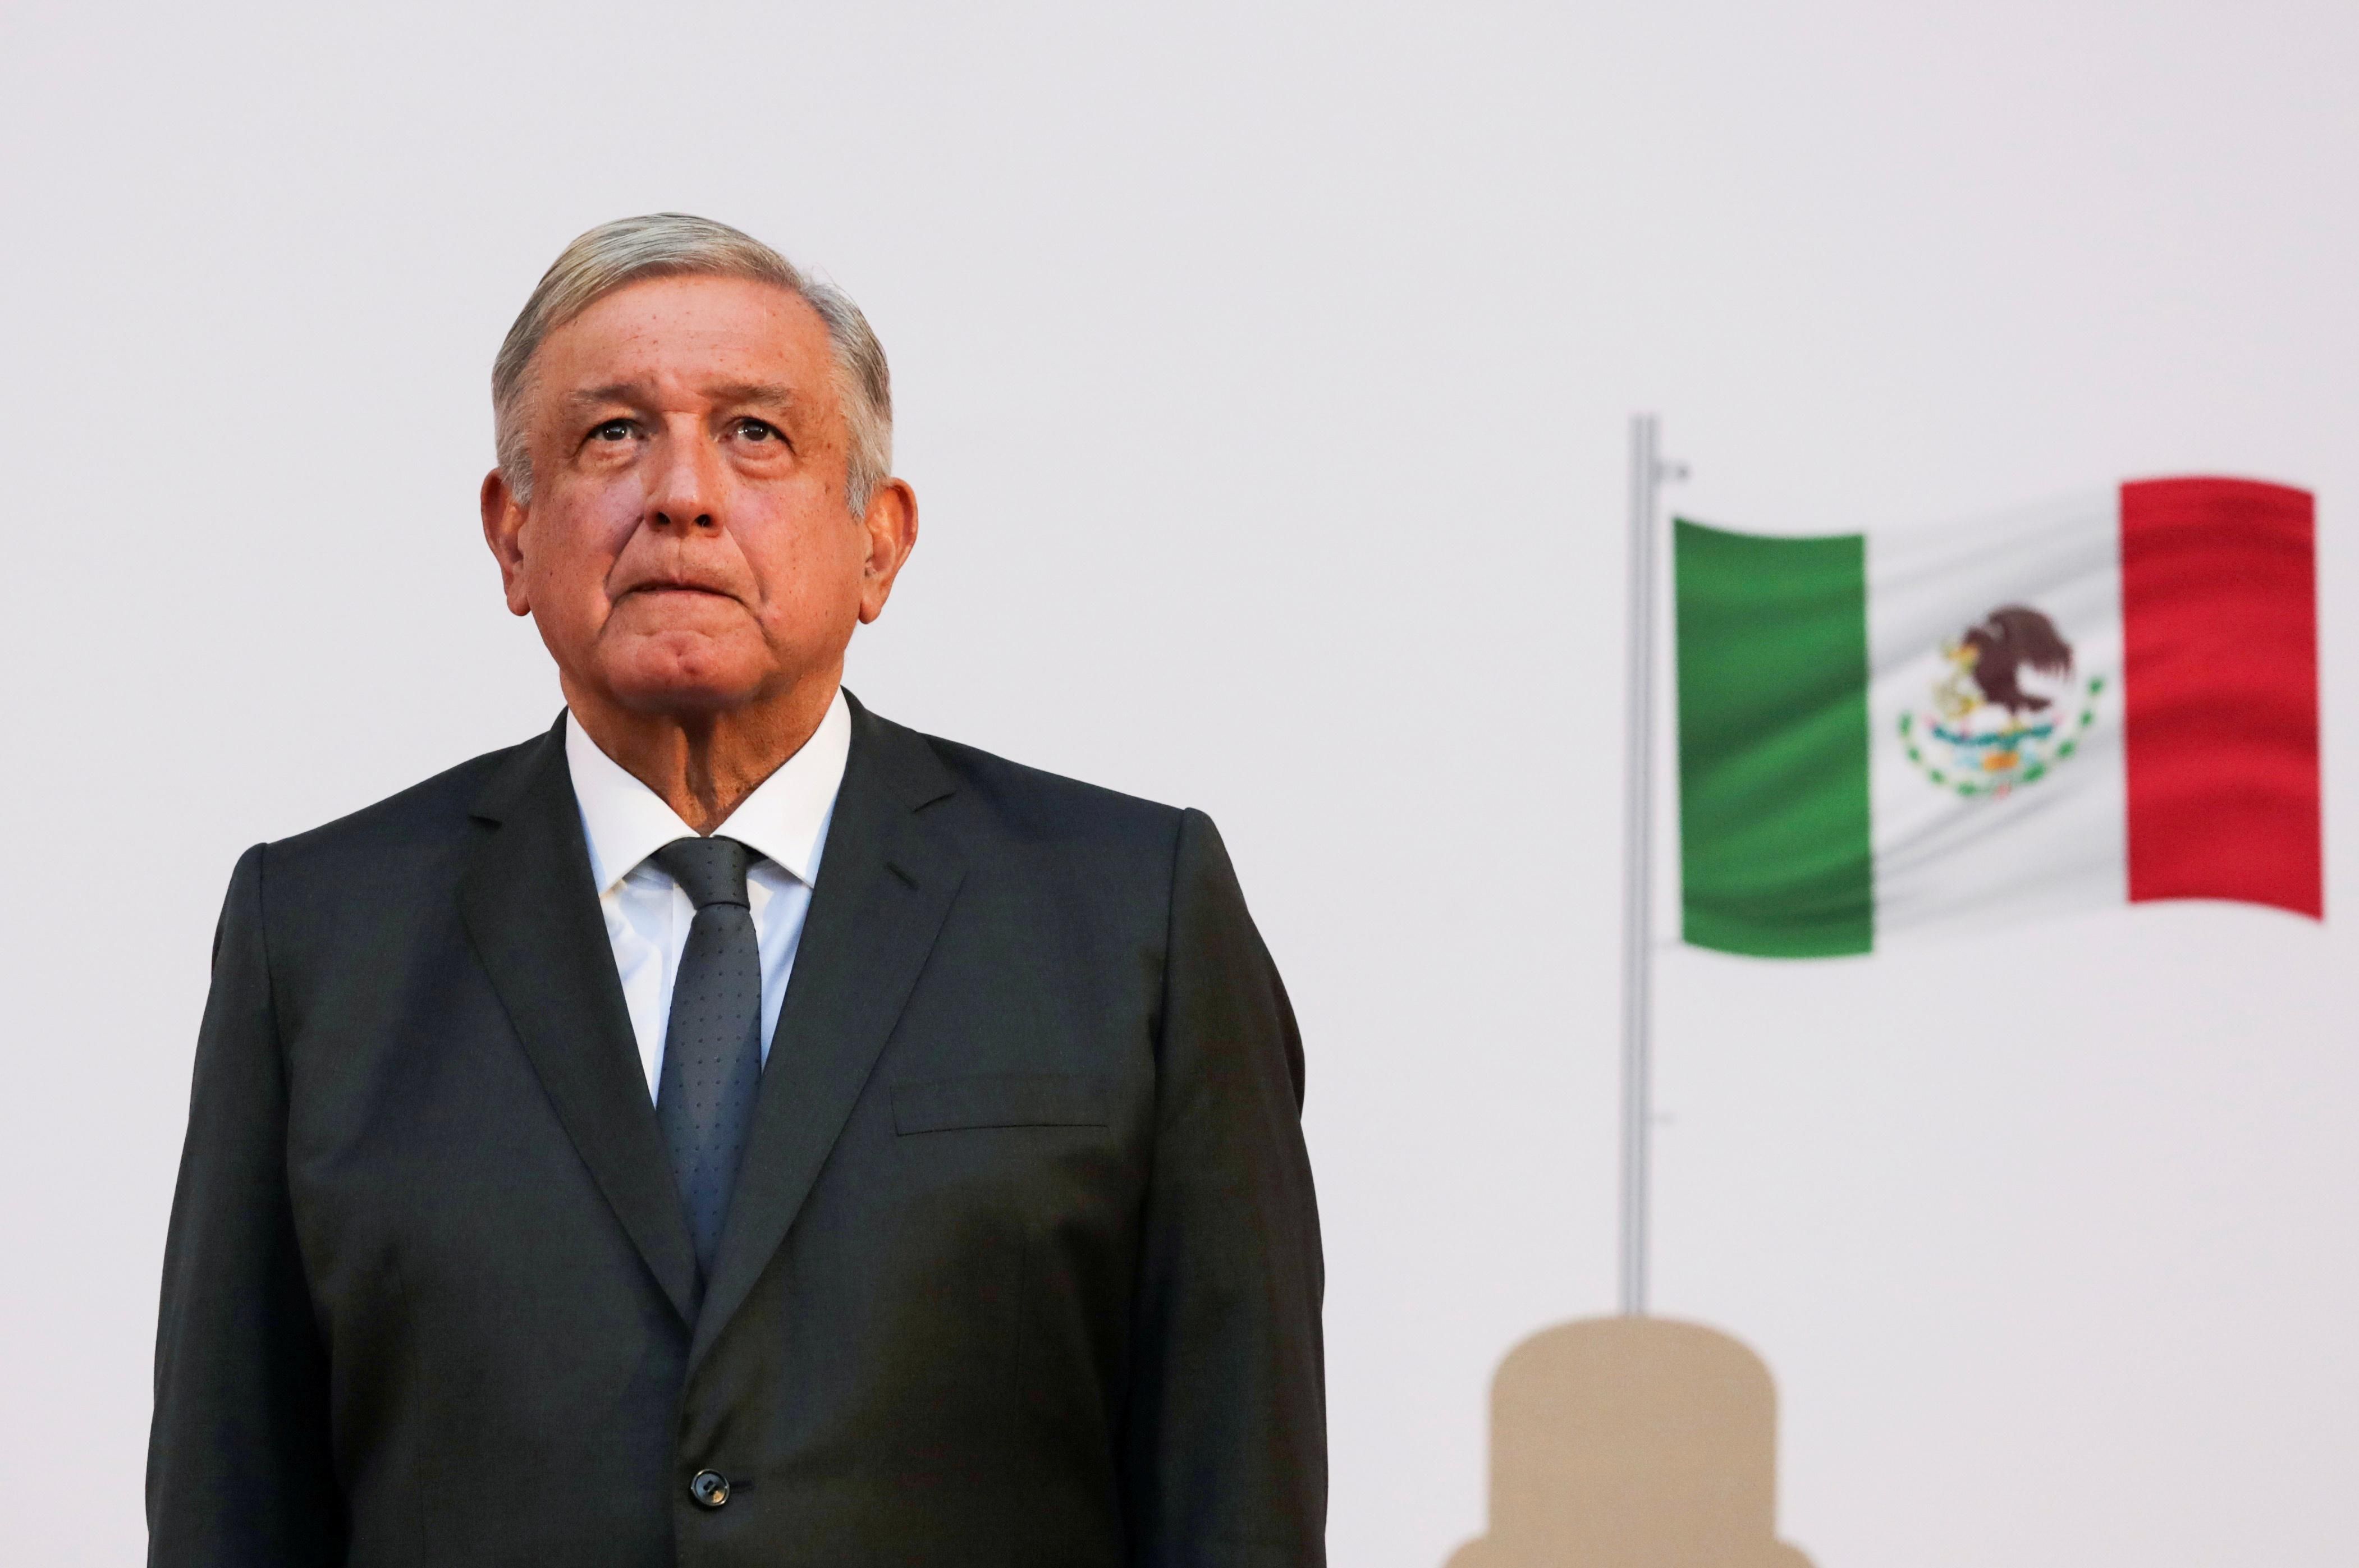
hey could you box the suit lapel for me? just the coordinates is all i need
[689,700,965,1370]
[458,719,702,1325]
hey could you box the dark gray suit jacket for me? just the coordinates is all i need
[149,696,1325,1566]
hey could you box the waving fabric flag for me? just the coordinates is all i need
[1674,477,2320,957]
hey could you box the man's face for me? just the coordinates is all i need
[482,274,914,722]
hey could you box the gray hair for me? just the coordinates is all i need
[491,213,892,515]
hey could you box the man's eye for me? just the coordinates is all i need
[735,419,779,442]
[592,420,634,441]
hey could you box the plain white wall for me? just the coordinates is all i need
[4,2,2355,1562]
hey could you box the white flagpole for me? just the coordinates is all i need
[1620,414,1684,1317]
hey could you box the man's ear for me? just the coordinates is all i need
[480,469,533,617]
[855,478,920,625]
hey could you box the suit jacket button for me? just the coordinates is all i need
[689,1469,731,1509]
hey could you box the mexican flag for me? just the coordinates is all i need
[1673,477,2321,957]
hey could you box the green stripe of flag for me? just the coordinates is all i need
[1673,520,1875,957]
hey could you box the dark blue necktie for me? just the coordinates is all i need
[652,836,764,1276]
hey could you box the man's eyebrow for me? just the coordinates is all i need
[561,382,804,411]
[565,384,649,412]
[707,382,801,410]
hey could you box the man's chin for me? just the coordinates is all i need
[601,673,773,718]
[576,627,778,715]
[588,652,776,718]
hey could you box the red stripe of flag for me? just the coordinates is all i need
[2120,476,2322,918]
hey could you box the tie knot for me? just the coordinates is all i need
[652,836,754,909]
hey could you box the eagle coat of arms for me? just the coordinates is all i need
[1898,604,2104,799]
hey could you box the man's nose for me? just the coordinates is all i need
[648,429,724,532]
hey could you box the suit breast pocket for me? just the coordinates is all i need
[891,1072,1111,1135]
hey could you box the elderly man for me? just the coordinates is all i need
[149,214,1325,1566]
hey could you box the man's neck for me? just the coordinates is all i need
[560,675,840,836]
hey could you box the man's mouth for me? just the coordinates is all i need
[625,583,734,600]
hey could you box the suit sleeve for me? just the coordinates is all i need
[1124,809,1326,1567]
[149,844,344,1566]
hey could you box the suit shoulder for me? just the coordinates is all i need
[909,727,1185,850]
[264,736,534,873]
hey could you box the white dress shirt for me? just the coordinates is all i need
[564,689,852,1101]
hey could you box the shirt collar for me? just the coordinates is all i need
[564,687,852,896]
